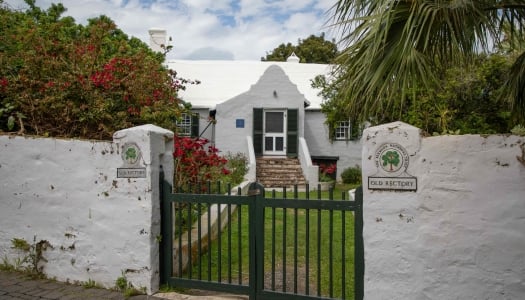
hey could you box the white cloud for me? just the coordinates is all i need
[3,0,337,60]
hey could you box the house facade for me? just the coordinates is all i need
[167,58,361,185]
[156,32,361,185]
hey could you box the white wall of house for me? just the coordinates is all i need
[189,81,363,183]
[361,121,525,299]
[193,107,213,141]
[214,65,306,156]
[0,125,174,294]
[304,110,362,180]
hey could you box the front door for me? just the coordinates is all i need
[263,110,286,155]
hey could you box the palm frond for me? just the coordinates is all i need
[330,0,525,122]
[507,50,525,122]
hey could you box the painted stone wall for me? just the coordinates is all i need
[361,121,525,299]
[0,125,174,294]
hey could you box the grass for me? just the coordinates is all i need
[82,279,101,289]
[262,206,355,298]
[115,274,146,298]
[267,183,360,200]
[176,183,360,299]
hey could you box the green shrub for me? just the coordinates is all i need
[222,152,249,186]
[0,3,193,139]
[511,124,525,136]
[341,165,361,184]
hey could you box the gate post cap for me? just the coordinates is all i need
[248,182,265,196]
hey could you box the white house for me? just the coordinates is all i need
[153,30,361,187]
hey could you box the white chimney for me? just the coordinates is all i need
[148,28,167,53]
[286,52,300,63]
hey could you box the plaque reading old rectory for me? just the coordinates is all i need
[368,143,417,191]
[368,177,417,191]
[117,168,146,178]
[117,142,146,178]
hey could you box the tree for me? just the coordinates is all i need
[314,51,515,135]
[261,33,339,64]
[0,0,192,139]
[382,151,400,172]
[329,0,525,124]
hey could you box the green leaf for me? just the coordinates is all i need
[330,0,525,124]
[7,115,15,131]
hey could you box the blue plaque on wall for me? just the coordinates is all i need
[236,119,245,128]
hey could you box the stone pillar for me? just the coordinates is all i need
[113,124,174,294]
[360,121,525,299]
[361,121,421,299]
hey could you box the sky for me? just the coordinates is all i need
[3,0,340,61]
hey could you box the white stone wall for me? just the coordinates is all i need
[361,121,525,299]
[0,125,174,294]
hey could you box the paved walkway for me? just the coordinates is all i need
[0,271,245,300]
[0,270,163,299]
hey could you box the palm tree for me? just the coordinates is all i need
[330,0,525,123]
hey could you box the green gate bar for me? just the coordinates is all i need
[159,167,364,300]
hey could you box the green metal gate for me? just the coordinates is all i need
[159,169,364,300]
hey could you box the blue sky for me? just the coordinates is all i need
[4,0,338,60]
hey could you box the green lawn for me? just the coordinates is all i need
[181,183,359,299]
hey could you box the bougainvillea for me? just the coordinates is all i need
[0,2,195,139]
[173,136,231,191]
[317,163,336,182]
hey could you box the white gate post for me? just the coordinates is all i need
[361,121,421,299]
[113,124,174,294]
[360,122,525,299]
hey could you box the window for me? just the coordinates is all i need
[176,113,192,136]
[335,120,351,140]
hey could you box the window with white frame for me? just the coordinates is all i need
[335,120,351,140]
[176,113,192,136]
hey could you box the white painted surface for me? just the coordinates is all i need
[361,121,525,299]
[193,108,213,141]
[148,28,167,53]
[169,60,333,109]
[304,110,362,180]
[212,65,305,162]
[206,65,361,182]
[245,136,256,182]
[0,125,174,294]
[174,60,361,179]
[298,137,319,186]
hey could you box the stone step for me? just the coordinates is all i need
[256,157,306,188]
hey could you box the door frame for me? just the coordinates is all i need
[262,109,287,156]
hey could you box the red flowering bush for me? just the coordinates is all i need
[317,163,336,182]
[173,136,231,191]
[0,2,195,139]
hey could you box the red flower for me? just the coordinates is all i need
[173,136,230,188]
[0,77,8,88]
[317,163,336,175]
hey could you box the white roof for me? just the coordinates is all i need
[167,60,333,109]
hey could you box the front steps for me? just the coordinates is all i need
[256,157,307,188]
